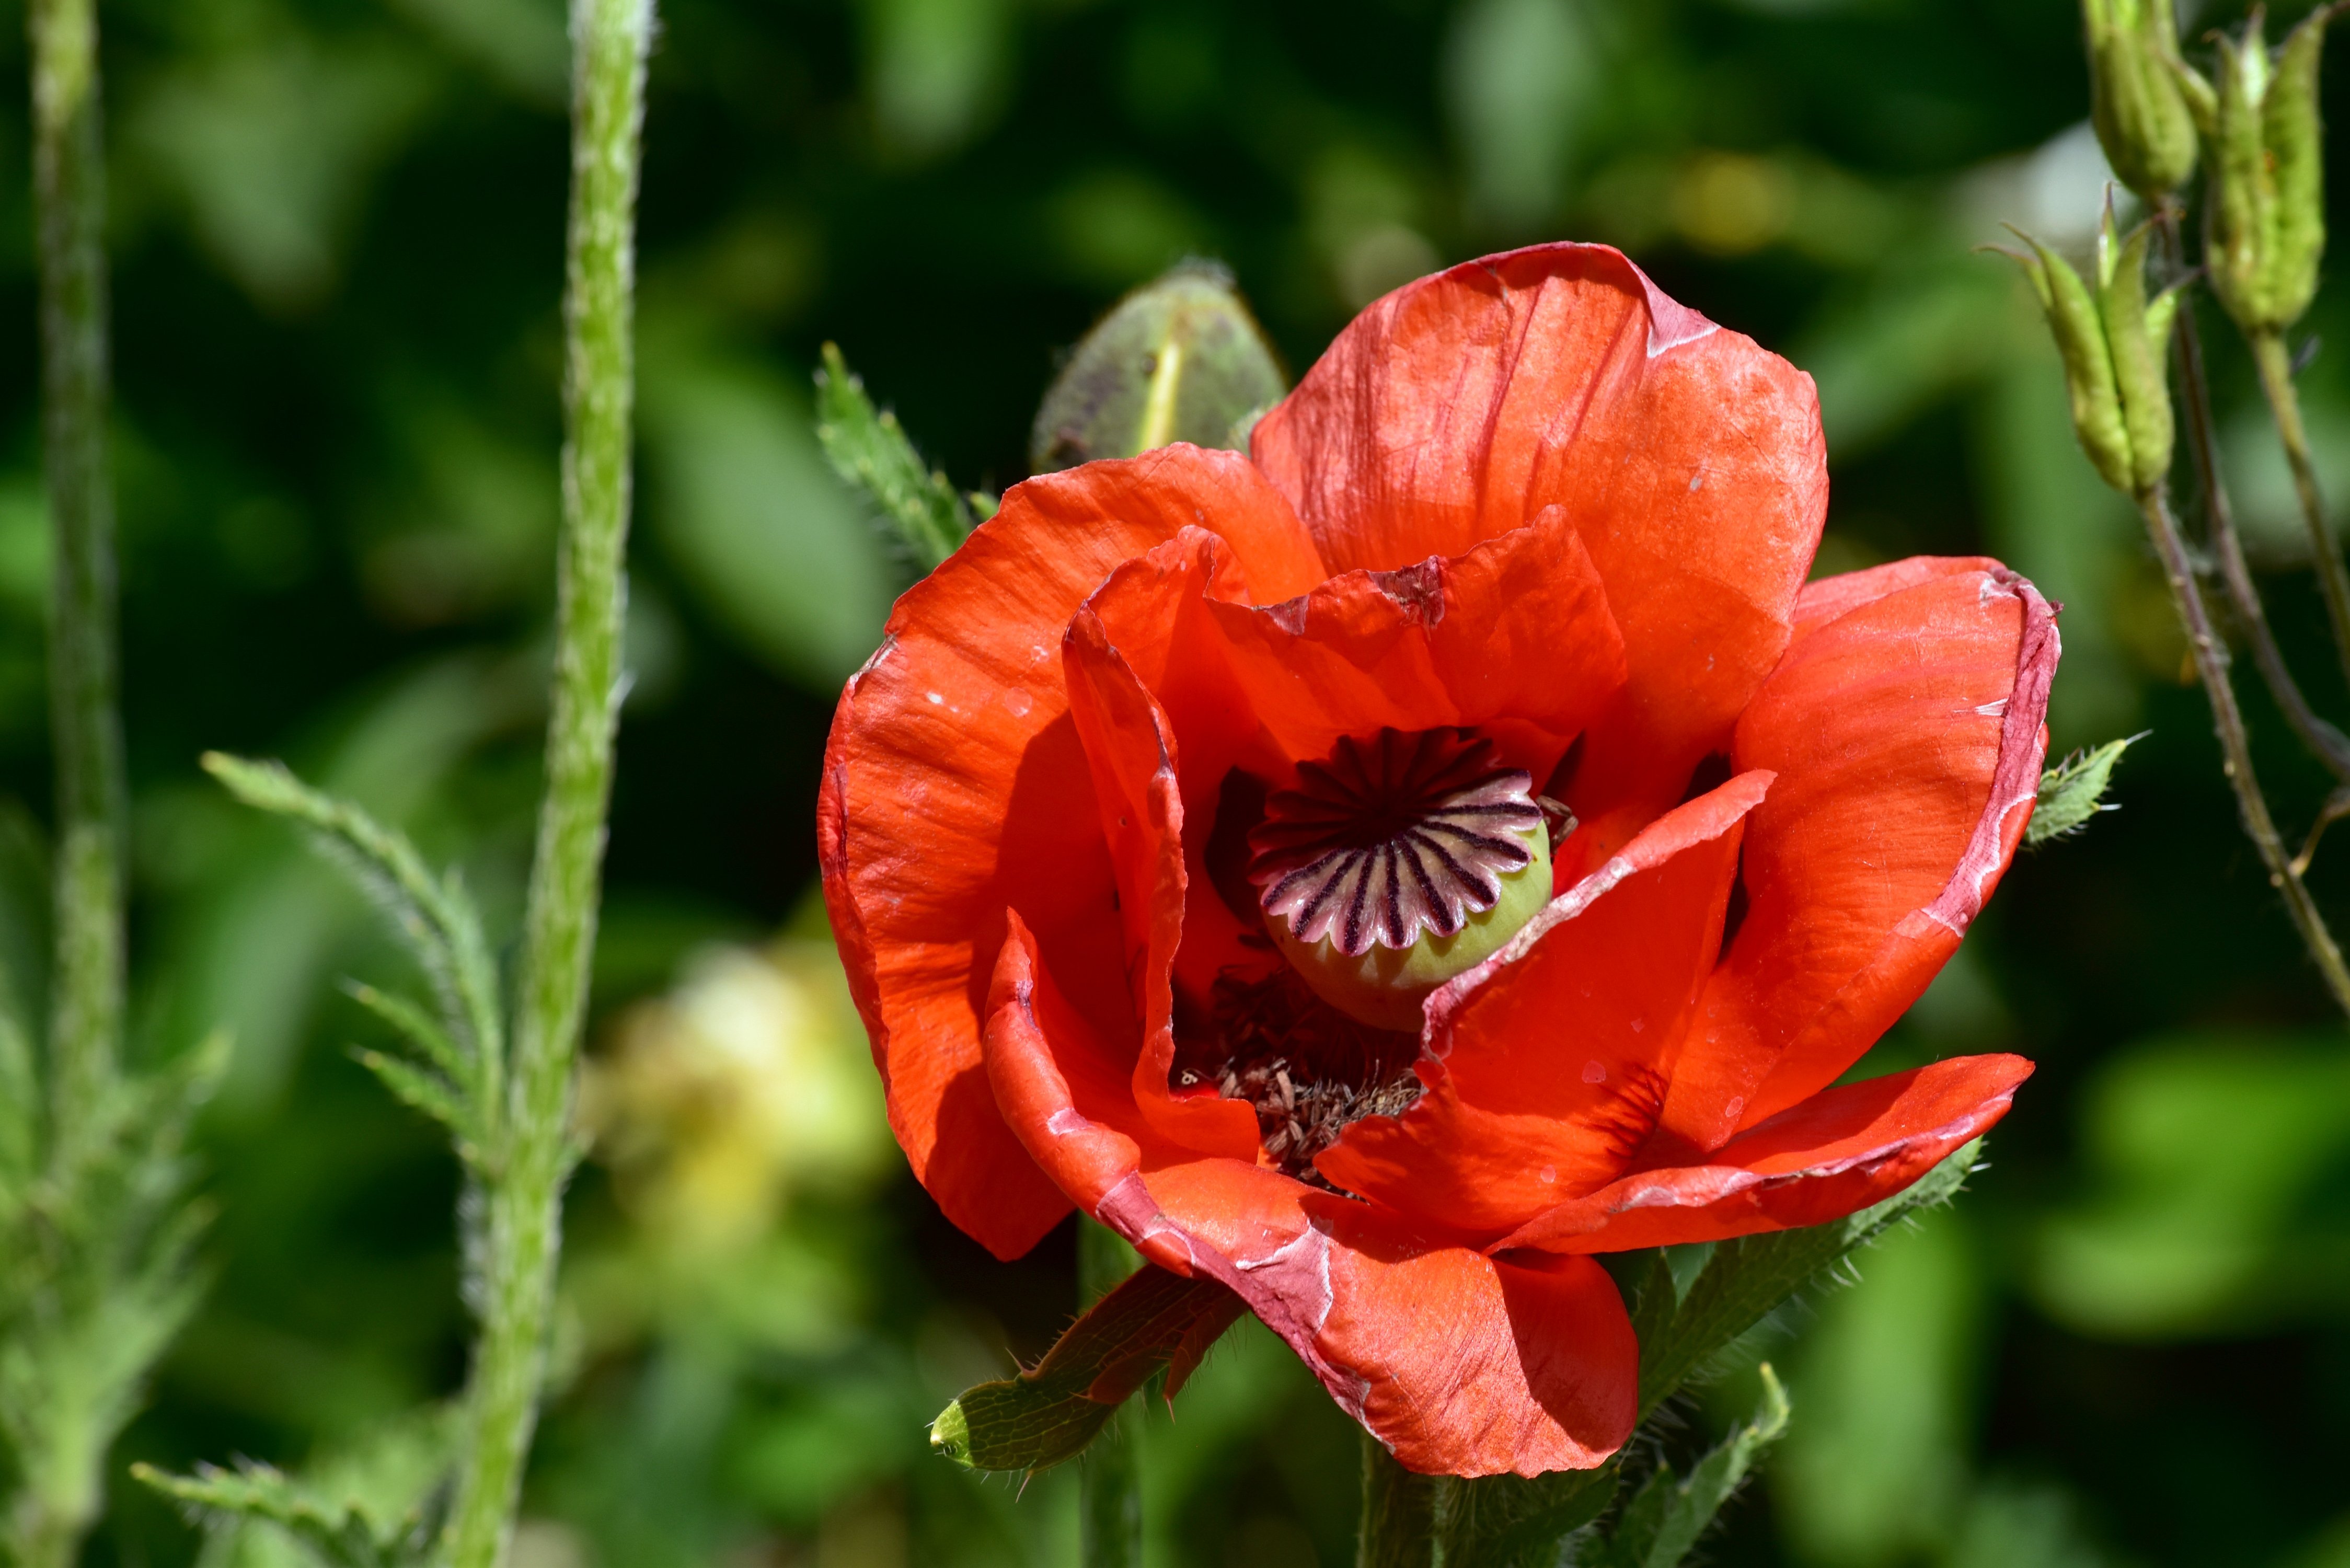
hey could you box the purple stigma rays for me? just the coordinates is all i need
[1247,729,1546,958]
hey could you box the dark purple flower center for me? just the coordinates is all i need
[1247,728,1546,957]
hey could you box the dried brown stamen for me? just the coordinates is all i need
[1175,965,1423,1185]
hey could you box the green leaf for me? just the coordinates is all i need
[2032,1030,2350,1335]
[2026,734,2140,846]
[201,753,502,1138]
[1434,1462,1621,1568]
[1440,1144,1983,1568]
[1637,1140,1980,1415]
[813,343,972,571]
[931,1262,1243,1473]
[134,1460,423,1568]
[342,981,467,1086]
[1586,1365,1792,1568]
[350,1050,476,1157]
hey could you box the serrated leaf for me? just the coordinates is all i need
[1442,1144,1982,1568]
[200,753,501,1140]
[342,982,467,1086]
[1435,1461,1620,1568]
[1635,1142,1979,1416]
[930,1262,1243,1472]
[2026,734,2140,845]
[1587,1365,1792,1568]
[134,1460,418,1568]
[350,1050,475,1155]
[813,343,971,571]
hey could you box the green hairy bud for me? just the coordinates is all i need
[2083,0,2200,201]
[1029,260,1287,473]
[2185,5,2339,336]
[1998,209,2184,496]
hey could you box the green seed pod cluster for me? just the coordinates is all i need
[2180,6,2338,337]
[2001,211,2187,497]
[2084,0,2200,202]
[1029,261,1287,474]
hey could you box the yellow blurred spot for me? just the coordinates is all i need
[1672,152,1794,257]
[583,939,891,1255]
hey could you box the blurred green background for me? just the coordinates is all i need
[3,0,2349,1562]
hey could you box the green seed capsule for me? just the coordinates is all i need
[1248,729,1560,1034]
[1265,823,1552,1032]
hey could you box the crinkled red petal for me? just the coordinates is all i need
[982,914,1637,1477]
[1252,242,1827,878]
[1493,1053,2033,1253]
[1645,560,2057,1162]
[820,446,1319,1259]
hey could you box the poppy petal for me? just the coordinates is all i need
[821,445,1318,1259]
[1069,510,1629,1064]
[1493,1053,2033,1253]
[1315,773,1769,1240]
[1646,562,2058,1161]
[982,916,1638,1477]
[1252,243,1826,870]
[1062,602,1264,1160]
[1079,505,1629,788]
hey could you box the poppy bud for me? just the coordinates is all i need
[2084,0,2201,202]
[1029,261,1287,474]
[2184,5,2337,337]
[1999,209,2185,496]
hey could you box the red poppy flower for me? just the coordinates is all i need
[820,244,2053,1478]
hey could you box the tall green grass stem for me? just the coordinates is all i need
[29,0,124,1156]
[2136,486,2350,1014]
[1078,1217,1143,1568]
[440,2,650,1563]
[2251,328,2350,696]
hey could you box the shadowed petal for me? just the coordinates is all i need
[821,446,1318,1258]
[1646,561,2057,1161]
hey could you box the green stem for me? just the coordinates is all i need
[2155,211,2350,781]
[440,2,650,1564]
[1356,1429,1442,1568]
[2251,329,2350,696]
[1078,1218,1143,1568]
[2136,487,2350,1014]
[29,0,124,1156]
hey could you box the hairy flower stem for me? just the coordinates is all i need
[2251,328,2350,696]
[1078,1218,1143,1568]
[440,2,650,1564]
[11,3,125,1561]
[29,0,124,1156]
[2155,211,2350,780]
[1356,1432,1443,1568]
[2137,487,2350,1013]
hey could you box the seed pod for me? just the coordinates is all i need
[1998,212,2184,497]
[2084,0,2202,202]
[2185,5,2338,336]
[2098,210,2184,493]
[1029,261,1287,474]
